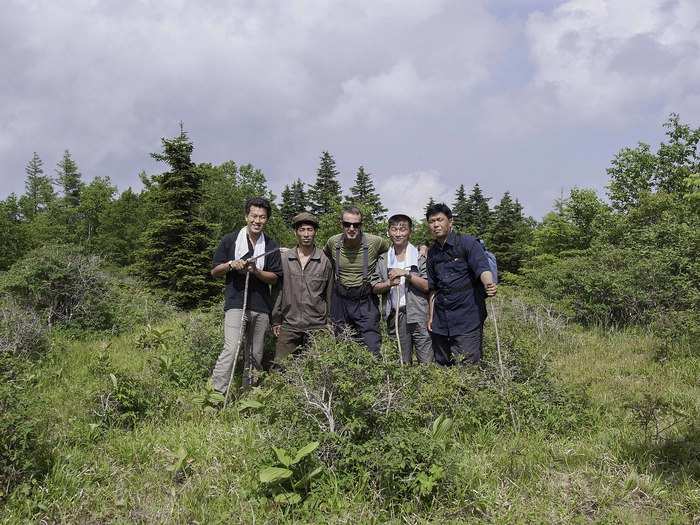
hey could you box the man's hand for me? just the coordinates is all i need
[388,268,408,281]
[272,325,281,337]
[230,259,247,272]
[484,282,497,297]
[245,260,259,274]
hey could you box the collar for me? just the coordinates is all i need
[287,246,321,261]
[438,230,458,249]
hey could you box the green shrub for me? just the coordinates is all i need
[251,328,588,506]
[0,244,175,335]
[0,297,50,357]
[93,371,173,430]
[0,354,51,501]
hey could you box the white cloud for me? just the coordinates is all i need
[377,170,452,220]
[525,0,700,120]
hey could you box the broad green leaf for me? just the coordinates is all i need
[238,399,263,411]
[273,447,293,467]
[273,492,302,505]
[293,466,323,489]
[291,441,319,465]
[259,467,293,483]
[109,373,118,389]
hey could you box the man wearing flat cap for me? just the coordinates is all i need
[271,212,334,363]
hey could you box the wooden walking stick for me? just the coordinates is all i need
[223,270,250,409]
[394,284,404,365]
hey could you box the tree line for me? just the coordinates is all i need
[1,114,698,345]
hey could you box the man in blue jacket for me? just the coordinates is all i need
[426,203,497,365]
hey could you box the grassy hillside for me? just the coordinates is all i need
[2,288,698,524]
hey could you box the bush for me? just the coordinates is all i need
[0,244,175,334]
[250,328,587,506]
[0,244,113,330]
[0,297,50,357]
[0,354,51,501]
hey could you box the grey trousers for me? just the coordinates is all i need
[386,307,434,364]
[211,308,269,391]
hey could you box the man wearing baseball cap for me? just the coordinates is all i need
[372,213,433,364]
[271,212,334,363]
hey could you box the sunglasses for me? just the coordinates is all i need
[342,221,362,229]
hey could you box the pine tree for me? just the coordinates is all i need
[55,150,83,207]
[21,152,55,218]
[467,184,491,238]
[452,184,470,233]
[280,178,308,225]
[424,196,436,217]
[308,151,342,217]
[139,127,218,308]
[344,166,387,224]
[487,192,532,274]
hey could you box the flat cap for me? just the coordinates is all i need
[292,211,319,228]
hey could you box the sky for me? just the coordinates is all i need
[1,0,699,219]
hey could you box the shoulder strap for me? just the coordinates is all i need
[335,237,342,279]
[362,234,369,281]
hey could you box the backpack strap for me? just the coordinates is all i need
[335,237,342,280]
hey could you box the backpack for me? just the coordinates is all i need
[455,236,498,285]
[478,239,498,284]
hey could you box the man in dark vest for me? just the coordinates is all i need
[426,202,496,365]
[323,206,390,356]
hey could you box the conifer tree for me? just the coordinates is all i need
[139,127,218,308]
[55,150,83,207]
[467,183,491,238]
[308,151,342,217]
[344,166,387,224]
[21,152,55,218]
[487,192,532,274]
[280,178,308,225]
[451,184,470,233]
[424,196,435,217]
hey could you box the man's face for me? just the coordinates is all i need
[341,212,362,240]
[388,220,411,246]
[246,205,268,235]
[295,224,316,247]
[428,213,452,240]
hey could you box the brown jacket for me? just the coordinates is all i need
[271,247,334,330]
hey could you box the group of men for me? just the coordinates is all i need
[210,196,497,393]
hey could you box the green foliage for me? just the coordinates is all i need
[0,244,113,329]
[94,371,171,430]
[308,151,342,217]
[55,150,83,207]
[451,184,469,233]
[0,194,31,271]
[20,152,55,219]
[256,327,587,505]
[0,354,51,502]
[486,192,533,274]
[280,179,308,225]
[0,297,50,357]
[344,166,387,225]
[259,441,323,505]
[139,129,219,308]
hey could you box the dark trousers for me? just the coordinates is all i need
[431,325,483,366]
[274,326,322,363]
[331,287,382,357]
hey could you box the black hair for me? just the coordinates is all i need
[341,205,362,221]
[425,202,452,221]
[245,196,272,218]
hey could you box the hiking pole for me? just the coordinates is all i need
[489,301,505,384]
[223,270,250,409]
[489,299,517,430]
[394,284,404,366]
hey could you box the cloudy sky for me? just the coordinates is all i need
[2,0,699,218]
